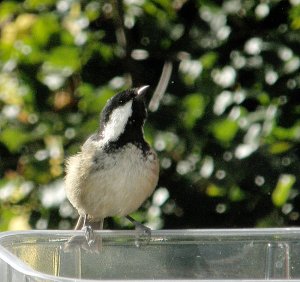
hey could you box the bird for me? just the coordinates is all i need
[64,85,159,246]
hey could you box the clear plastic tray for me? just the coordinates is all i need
[1,228,300,281]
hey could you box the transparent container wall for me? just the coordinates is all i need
[1,229,300,281]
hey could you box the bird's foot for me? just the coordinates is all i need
[63,216,102,253]
[63,234,102,253]
[133,220,152,237]
[82,225,96,247]
[126,216,152,247]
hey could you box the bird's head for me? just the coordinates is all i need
[99,86,149,146]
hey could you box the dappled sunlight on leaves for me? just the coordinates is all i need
[0,0,300,231]
[272,174,296,208]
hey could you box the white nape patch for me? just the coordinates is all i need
[102,100,133,143]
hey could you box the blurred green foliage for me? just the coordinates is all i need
[0,0,300,231]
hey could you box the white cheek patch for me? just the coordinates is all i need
[102,100,133,143]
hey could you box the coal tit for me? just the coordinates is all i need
[64,86,159,239]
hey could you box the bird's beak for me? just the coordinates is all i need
[136,85,150,100]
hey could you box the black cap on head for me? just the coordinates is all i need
[98,86,150,149]
[100,86,149,124]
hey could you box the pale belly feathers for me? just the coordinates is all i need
[65,143,159,221]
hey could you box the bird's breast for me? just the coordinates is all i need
[77,143,159,220]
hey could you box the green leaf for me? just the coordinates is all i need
[257,92,270,105]
[272,126,299,141]
[0,1,19,24]
[0,209,15,231]
[268,142,293,154]
[77,86,114,114]
[229,186,246,202]
[182,93,206,129]
[272,174,296,207]
[289,5,300,30]
[23,0,56,10]
[98,44,114,61]
[46,46,81,71]
[31,14,60,46]
[0,128,30,153]
[85,2,101,22]
[201,52,218,69]
[211,119,239,143]
[206,183,226,197]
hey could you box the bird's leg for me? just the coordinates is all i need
[91,219,104,251]
[126,215,151,236]
[81,214,95,246]
[64,216,103,252]
[126,215,151,247]
[74,215,84,230]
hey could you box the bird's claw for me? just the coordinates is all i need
[63,235,102,253]
[82,225,95,246]
[133,221,152,247]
